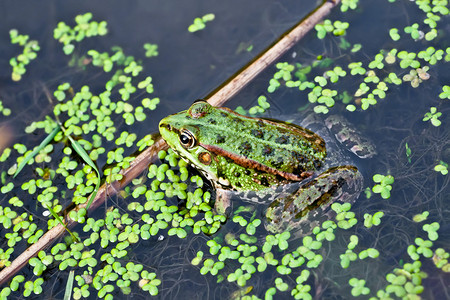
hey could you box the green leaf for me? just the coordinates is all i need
[67,135,101,209]
[64,270,75,300]
[389,28,400,41]
[14,126,60,178]
[143,43,159,57]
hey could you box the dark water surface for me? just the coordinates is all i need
[0,0,449,299]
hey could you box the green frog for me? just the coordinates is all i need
[159,100,375,233]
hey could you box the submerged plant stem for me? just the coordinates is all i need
[0,0,341,286]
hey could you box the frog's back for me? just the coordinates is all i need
[186,102,327,180]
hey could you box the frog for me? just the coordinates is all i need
[159,100,376,233]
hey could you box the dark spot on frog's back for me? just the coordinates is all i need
[275,135,289,144]
[260,176,269,187]
[271,156,284,168]
[240,141,252,155]
[208,118,217,125]
[216,135,226,144]
[262,146,274,156]
[251,129,264,138]
[292,151,306,164]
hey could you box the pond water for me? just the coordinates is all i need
[0,0,449,299]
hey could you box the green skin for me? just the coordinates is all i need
[159,101,327,190]
[159,100,364,232]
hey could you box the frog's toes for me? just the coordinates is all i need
[325,115,377,159]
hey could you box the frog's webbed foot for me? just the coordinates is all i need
[325,115,377,159]
[264,165,363,234]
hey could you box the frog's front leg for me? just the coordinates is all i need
[265,166,363,234]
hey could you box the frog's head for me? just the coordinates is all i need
[159,100,222,184]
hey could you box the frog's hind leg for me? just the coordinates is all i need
[264,165,363,234]
[325,115,377,159]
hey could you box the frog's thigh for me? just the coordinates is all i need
[265,165,363,233]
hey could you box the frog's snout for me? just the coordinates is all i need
[159,120,171,132]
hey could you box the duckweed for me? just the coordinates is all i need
[9,29,40,81]
[188,13,215,33]
[439,85,450,99]
[363,211,384,228]
[423,106,442,126]
[0,100,12,116]
[434,161,448,175]
[54,12,108,55]
[413,211,429,223]
[372,174,394,199]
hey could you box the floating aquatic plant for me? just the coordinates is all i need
[0,100,12,116]
[372,174,394,199]
[188,13,215,32]
[9,29,40,81]
[434,161,448,175]
[54,12,108,55]
[423,107,442,127]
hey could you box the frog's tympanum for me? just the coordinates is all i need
[159,100,375,233]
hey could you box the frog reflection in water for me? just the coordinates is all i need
[159,100,375,233]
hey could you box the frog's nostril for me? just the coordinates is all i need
[160,123,171,131]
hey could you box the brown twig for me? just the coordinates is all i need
[0,0,340,286]
[207,0,340,107]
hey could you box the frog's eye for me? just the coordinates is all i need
[179,129,196,149]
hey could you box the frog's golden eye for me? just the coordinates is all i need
[179,129,196,149]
